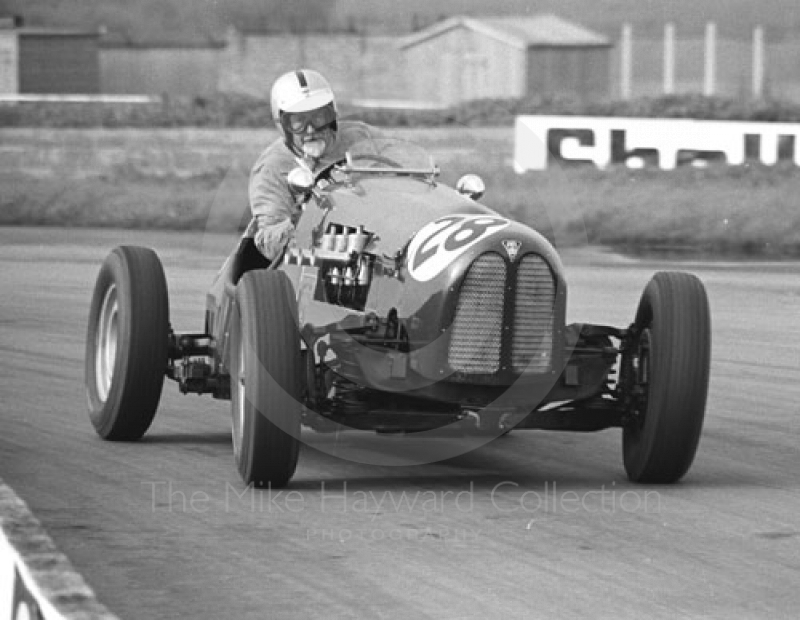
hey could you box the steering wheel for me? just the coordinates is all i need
[313,153,402,186]
[312,158,345,185]
[349,153,402,168]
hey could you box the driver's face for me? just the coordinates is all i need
[292,124,335,161]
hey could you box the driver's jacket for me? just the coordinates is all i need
[246,121,379,262]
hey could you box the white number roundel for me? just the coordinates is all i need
[407,215,510,282]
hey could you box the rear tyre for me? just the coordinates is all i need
[85,246,169,440]
[230,270,301,488]
[622,272,711,484]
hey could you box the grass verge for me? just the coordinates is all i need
[2,160,799,258]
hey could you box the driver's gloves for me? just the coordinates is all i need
[254,217,296,262]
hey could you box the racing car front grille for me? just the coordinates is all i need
[448,252,556,376]
[448,253,506,373]
[511,254,555,373]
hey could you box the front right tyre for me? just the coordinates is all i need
[85,246,169,440]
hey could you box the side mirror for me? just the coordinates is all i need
[288,166,314,196]
[456,174,485,201]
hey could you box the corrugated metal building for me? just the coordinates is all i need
[400,14,612,105]
[0,20,99,94]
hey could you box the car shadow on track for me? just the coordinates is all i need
[140,432,232,445]
[292,436,631,492]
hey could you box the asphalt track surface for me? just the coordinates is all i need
[1,227,798,620]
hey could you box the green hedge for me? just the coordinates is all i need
[3,93,800,128]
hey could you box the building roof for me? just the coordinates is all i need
[400,14,611,50]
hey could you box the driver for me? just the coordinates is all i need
[247,69,379,262]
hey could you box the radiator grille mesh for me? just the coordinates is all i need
[448,252,556,376]
[511,254,555,373]
[448,253,506,373]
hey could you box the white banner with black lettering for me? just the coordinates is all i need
[514,115,800,171]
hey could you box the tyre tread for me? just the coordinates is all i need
[86,246,169,441]
[232,270,301,487]
[624,271,711,483]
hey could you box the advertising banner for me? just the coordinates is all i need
[514,115,800,171]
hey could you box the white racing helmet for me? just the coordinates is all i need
[270,69,338,153]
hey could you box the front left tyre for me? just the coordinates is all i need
[230,270,302,488]
[622,271,711,483]
[85,246,169,440]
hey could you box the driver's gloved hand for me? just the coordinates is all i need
[255,218,296,262]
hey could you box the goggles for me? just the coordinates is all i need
[281,103,336,135]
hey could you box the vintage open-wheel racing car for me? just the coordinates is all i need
[85,138,711,488]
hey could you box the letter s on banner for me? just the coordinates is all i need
[547,129,596,166]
